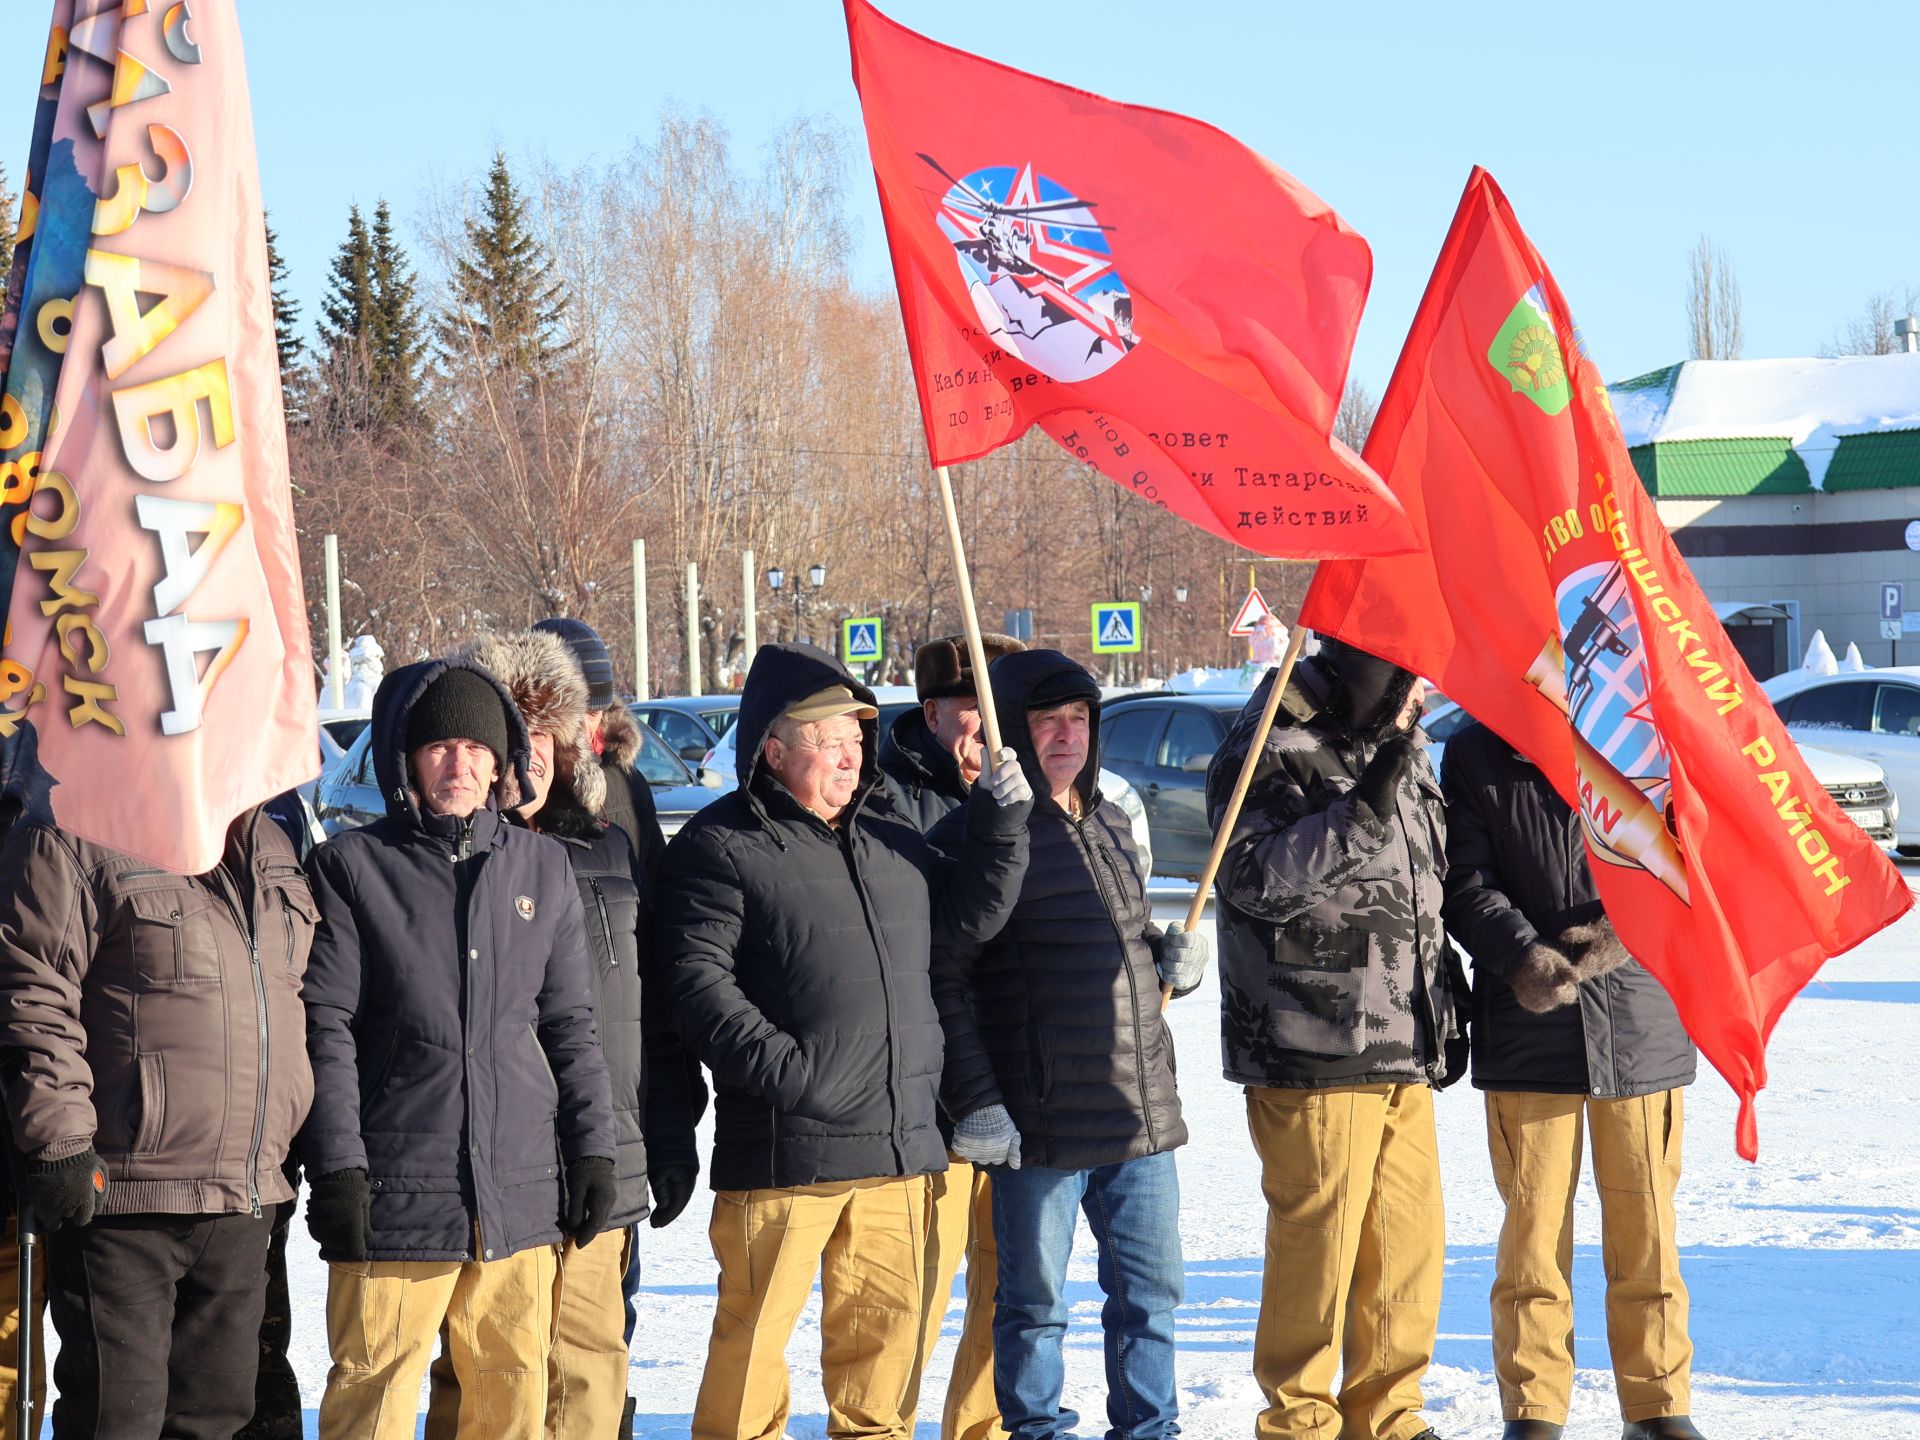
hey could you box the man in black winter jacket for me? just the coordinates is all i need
[879,630,1024,1440]
[1441,719,1701,1440]
[300,659,617,1440]
[931,649,1208,1440]
[657,642,1030,1440]
[1207,638,1462,1440]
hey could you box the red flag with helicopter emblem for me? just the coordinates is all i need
[844,0,1415,559]
[1302,169,1912,1157]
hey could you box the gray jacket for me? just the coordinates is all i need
[1206,664,1464,1089]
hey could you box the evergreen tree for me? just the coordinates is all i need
[318,203,378,357]
[443,151,569,375]
[264,212,304,421]
[370,200,426,416]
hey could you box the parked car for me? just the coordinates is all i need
[1098,692,1250,880]
[1760,667,1920,853]
[694,683,1157,877]
[1423,697,1901,853]
[630,695,742,764]
[313,712,721,839]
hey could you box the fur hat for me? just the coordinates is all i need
[454,630,607,818]
[913,632,1026,701]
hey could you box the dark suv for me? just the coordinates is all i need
[1098,692,1249,880]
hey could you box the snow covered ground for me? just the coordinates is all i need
[265,865,1916,1435]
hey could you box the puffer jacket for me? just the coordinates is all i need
[878,706,968,833]
[655,643,1027,1192]
[1441,719,1696,1098]
[930,649,1186,1171]
[299,658,615,1262]
[1207,659,1465,1089]
[0,799,317,1218]
[517,792,704,1228]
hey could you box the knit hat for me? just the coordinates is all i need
[406,668,512,765]
[532,617,617,710]
[1025,663,1101,712]
[913,632,1026,701]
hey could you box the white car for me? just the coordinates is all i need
[1760,667,1920,853]
[1422,698,1900,853]
[696,689,1157,879]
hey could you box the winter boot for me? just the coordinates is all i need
[1622,1420,1705,1440]
[1503,1424,1565,1439]
[620,1394,637,1438]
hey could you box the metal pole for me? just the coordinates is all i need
[685,562,703,696]
[15,1200,38,1440]
[632,540,650,701]
[323,534,343,710]
[742,548,758,666]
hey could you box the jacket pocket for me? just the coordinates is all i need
[125,886,223,986]
[132,1052,166,1157]
[1266,926,1371,1058]
[361,1032,401,1109]
[264,874,320,973]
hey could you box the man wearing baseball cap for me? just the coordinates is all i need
[657,643,1032,1440]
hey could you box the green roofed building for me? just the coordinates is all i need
[1610,352,1920,676]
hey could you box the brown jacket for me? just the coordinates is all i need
[0,808,317,1217]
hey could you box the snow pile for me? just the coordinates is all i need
[1610,352,1920,491]
[1841,642,1870,672]
[1803,629,1840,675]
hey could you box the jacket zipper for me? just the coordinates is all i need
[586,877,616,971]
[213,871,269,1219]
[1075,812,1158,1153]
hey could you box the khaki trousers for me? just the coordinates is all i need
[424,1228,631,1440]
[1246,1083,1445,1440]
[318,1246,559,1440]
[0,1215,46,1440]
[903,1157,1004,1440]
[1485,1088,1692,1424]
[693,1175,928,1440]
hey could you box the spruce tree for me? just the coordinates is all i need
[318,203,377,358]
[264,213,304,421]
[444,151,569,375]
[370,200,426,419]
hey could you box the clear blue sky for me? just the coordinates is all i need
[6,2,1915,396]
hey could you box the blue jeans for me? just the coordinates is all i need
[990,1150,1184,1440]
[620,1223,641,1344]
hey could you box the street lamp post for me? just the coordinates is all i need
[766,563,827,645]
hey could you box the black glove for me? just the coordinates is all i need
[25,1147,107,1230]
[648,1165,697,1230]
[563,1156,618,1245]
[1354,735,1420,819]
[306,1168,372,1260]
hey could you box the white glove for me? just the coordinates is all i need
[981,747,1032,811]
[952,1103,1022,1170]
[1157,922,1210,993]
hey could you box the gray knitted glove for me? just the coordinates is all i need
[952,1103,1022,1170]
[1157,922,1210,994]
[982,746,1032,812]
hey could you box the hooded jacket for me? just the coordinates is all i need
[0,722,317,1218]
[594,703,665,889]
[929,650,1186,1171]
[299,658,615,1262]
[877,705,970,834]
[654,643,1027,1192]
[1207,657,1465,1089]
[1441,720,1696,1098]
[457,629,705,1228]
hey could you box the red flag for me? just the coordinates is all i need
[1304,169,1912,1158]
[844,0,1414,559]
[0,1,316,872]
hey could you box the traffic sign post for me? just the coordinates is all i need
[1883,584,1905,661]
[842,616,883,665]
[1091,602,1142,654]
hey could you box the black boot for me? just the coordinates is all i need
[1623,1420,1705,1440]
[1504,1424,1565,1439]
[619,1394,637,1439]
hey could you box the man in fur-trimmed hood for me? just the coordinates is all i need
[419,630,703,1440]
[1204,635,1465,1440]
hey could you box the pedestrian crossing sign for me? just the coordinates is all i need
[1091,602,1141,654]
[842,617,883,664]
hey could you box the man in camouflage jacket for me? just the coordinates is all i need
[1206,638,1464,1440]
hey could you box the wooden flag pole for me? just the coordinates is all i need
[935,465,1004,758]
[1162,613,1313,1007]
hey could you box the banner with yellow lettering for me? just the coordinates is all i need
[1303,169,1912,1159]
[0,0,315,872]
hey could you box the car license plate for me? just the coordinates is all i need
[1849,808,1886,831]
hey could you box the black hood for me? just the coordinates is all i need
[370,657,534,829]
[988,649,1102,811]
[735,643,881,799]
[879,703,962,794]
